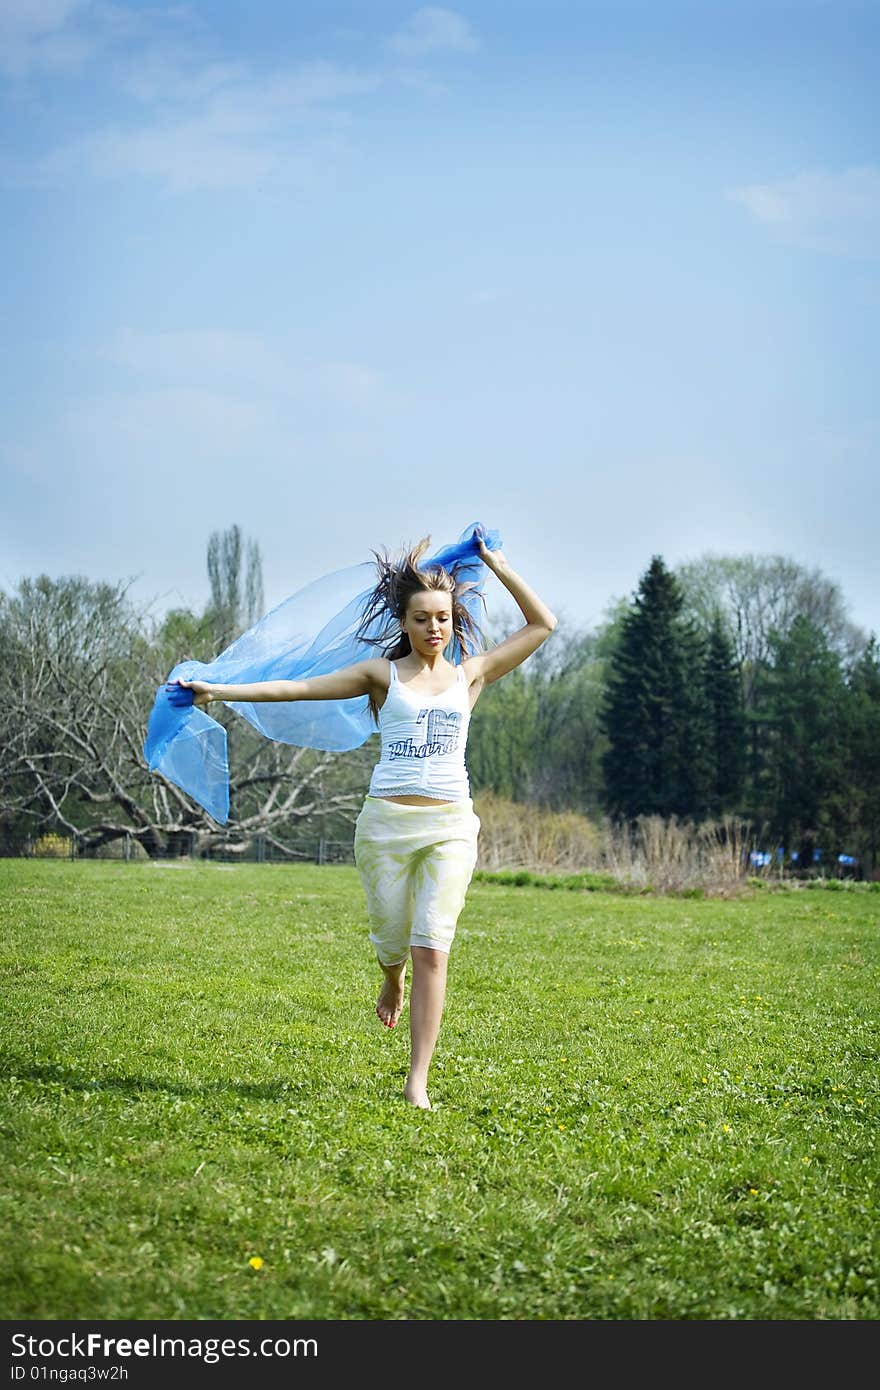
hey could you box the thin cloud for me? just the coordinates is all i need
[3,5,471,192]
[114,55,249,106]
[66,387,267,461]
[311,362,385,410]
[101,327,292,391]
[58,120,281,191]
[0,0,90,76]
[35,59,381,191]
[96,327,387,410]
[0,0,174,78]
[728,165,880,256]
[387,7,479,58]
[0,6,378,193]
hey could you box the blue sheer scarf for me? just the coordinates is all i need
[143,523,501,824]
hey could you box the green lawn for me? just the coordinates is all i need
[1,860,877,1320]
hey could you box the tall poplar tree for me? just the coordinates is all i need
[206,523,264,650]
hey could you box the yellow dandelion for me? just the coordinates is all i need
[802,1156,811,1165]
[248,1256,264,1270]
[749,1188,759,1195]
[702,1077,708,1084]
[722,1124,731,1133]
[558,1124,566,1131]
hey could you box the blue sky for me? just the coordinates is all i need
[2,0,878,641]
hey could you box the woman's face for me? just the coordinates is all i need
[402,589,453,656]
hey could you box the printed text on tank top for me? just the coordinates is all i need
[368,661,472,804]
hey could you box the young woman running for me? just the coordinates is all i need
[172,536,556,1109]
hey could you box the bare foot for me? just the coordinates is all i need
[404,1076,431,1109]
[376,964,406,1029]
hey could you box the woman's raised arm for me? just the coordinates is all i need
[463,543,557,688]
[172,659,389,710]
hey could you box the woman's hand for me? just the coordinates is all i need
[478,537,507,568]
[166,678,213,710]
[472,523,505,568]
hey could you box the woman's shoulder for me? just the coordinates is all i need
[354,655,393,693]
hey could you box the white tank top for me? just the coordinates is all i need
[368,661,472,802]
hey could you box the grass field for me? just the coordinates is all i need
[1,859,877,1321]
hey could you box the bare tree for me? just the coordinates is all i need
[0,574,369,857]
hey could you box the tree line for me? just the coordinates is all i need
[467,554,880,877]
[2,529,877,875]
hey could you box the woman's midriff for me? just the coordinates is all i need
[374,795,455,806]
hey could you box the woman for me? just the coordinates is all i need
[173,535,557,1109]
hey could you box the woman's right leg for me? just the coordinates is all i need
[354,802,414,1029]
[376,957,407,1029]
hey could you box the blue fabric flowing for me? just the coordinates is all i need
[143,522,502,825]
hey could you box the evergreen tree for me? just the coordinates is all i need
[600,556,708,820]
[702,611,746,817]
[844,636,880,877]
[763,616,848,862]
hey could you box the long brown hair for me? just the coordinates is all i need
[356,536,485,723]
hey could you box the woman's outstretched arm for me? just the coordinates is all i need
[171,658,389,710]
[463,542,557,688]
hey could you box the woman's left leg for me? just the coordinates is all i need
[405,810,480,1108]
[406,946,448,1109]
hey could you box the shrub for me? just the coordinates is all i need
[473,867,626,894]
[31,833,74,859]
[473,791,600,873]
[471,796,765,897]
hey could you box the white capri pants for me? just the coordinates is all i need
[353,796,481,966]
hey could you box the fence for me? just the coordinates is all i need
[1,827,870,883]
[0,832,356,866]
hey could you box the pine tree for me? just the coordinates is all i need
[702,612,746,817]
[601,556,707,820]
[844,636,880,877]
[763,615,847,862]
